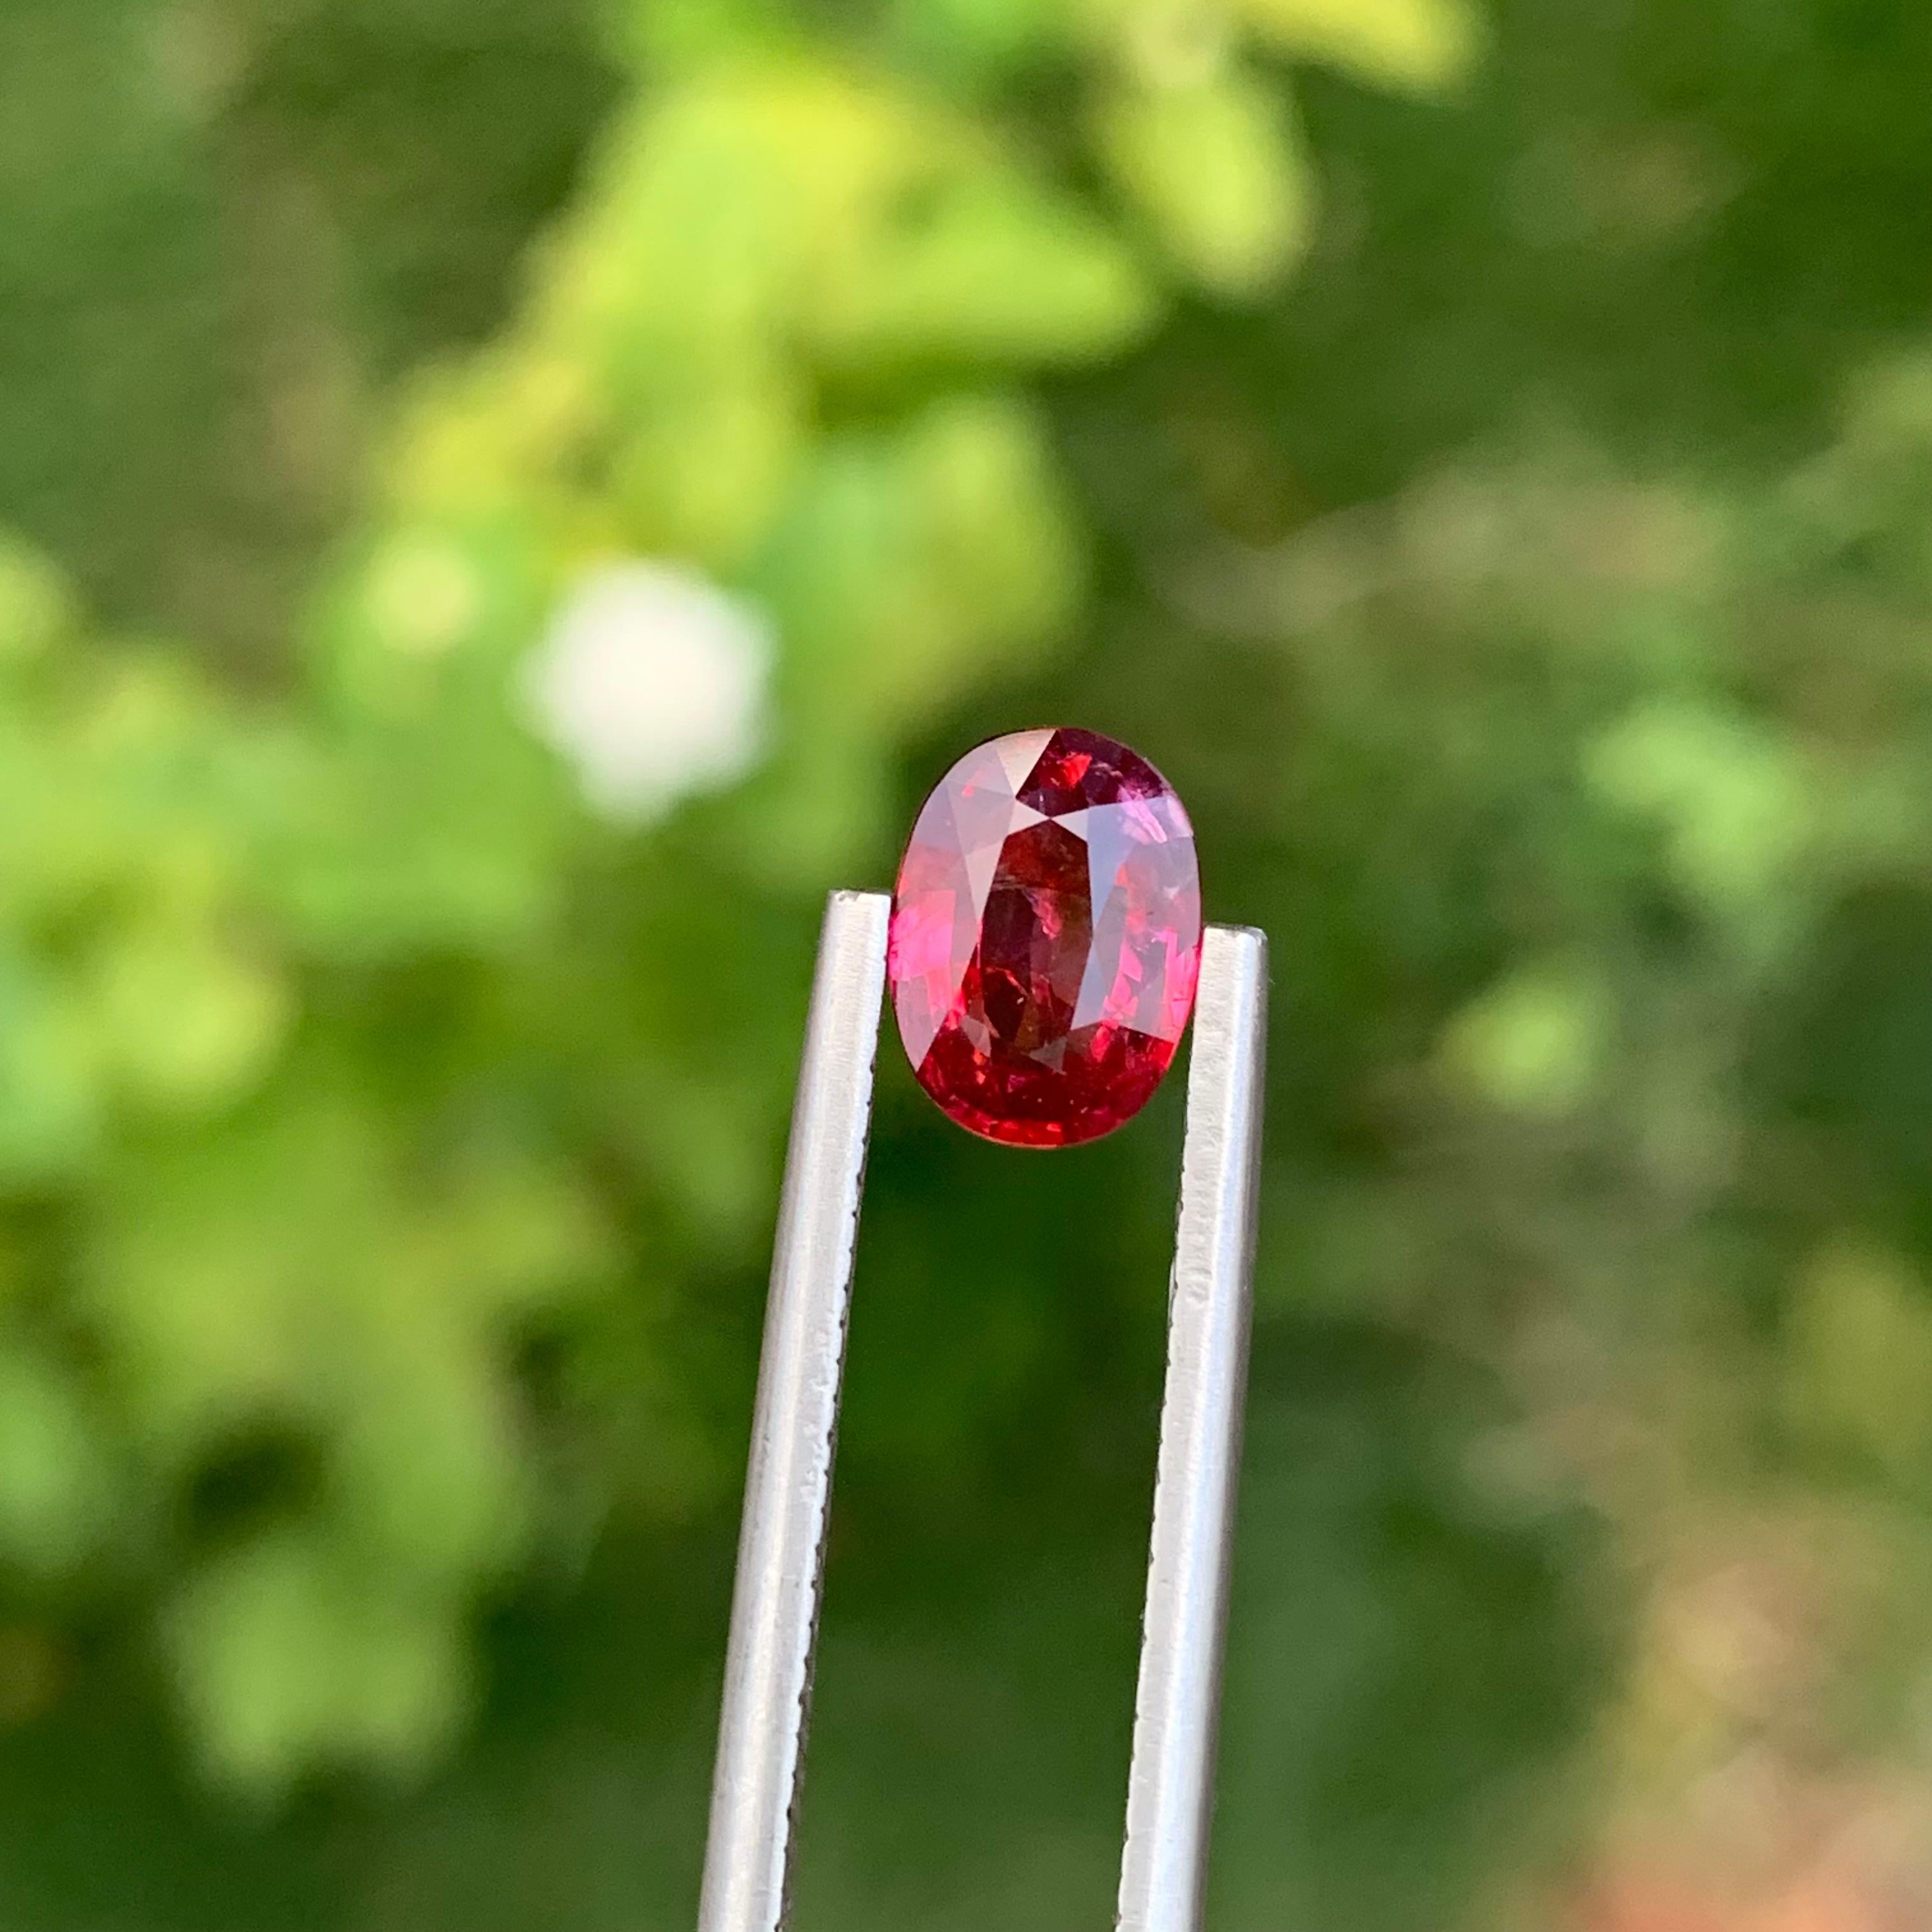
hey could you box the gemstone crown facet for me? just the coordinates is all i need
[888,728,1203,1147]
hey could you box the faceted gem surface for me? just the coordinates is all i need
[889,728,1203,1147]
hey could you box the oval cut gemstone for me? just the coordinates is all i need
[888,728,1203,1147]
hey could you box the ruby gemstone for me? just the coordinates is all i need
[888,728,1203,1147]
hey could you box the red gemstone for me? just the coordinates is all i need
[888,728,1203,1147]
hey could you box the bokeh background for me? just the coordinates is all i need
[5,0,1932,1926]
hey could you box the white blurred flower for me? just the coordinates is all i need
[522,561,774,824]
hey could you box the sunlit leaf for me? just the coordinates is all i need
[1096,68,1313,296]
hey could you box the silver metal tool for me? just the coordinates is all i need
[696,890,1269,1932]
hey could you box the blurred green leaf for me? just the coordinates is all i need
[1234,0,1481,90]
[1439,962,1613,1120]
[167,1529,469,1792]
[1586,696,1814,935]
[808,164,1158,367]
[0,1346,112,1575]
[1096,67,1312,296]
[1786,1243,1932,1486]
[0,539,72,669]
[0,950,103,1187]
[84,921,289,1117]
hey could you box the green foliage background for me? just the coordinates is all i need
[5,0,1932,1925]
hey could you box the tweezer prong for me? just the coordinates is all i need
[1117,924,1269,1932]
[696,896,1267,1932]
[697,891,890,1932]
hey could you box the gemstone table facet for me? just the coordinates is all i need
[888,728,1204,1146]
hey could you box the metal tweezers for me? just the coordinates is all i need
[696,891,1269,1932]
